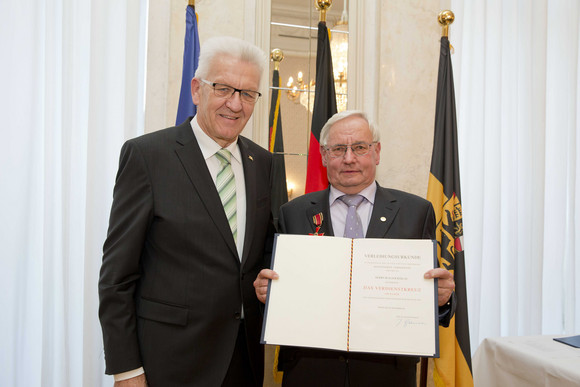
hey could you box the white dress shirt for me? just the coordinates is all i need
[328,182,377,237]
[190,117,246,258]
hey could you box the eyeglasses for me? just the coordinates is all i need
[324,142,377,158]
[200,79,262,104]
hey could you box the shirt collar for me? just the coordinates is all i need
[329,181,377,206]
[190,116,241,163]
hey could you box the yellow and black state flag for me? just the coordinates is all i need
[269,68,288,228]
[427,36,474,387]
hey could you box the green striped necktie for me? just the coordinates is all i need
[215,149,237,243]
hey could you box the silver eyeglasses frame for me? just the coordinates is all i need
[323,142,378,158]
[200,79,262,103]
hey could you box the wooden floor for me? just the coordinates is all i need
[262,345,435,387]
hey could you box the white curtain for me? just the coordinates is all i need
[0,1,147,386]
[451,0,580,352]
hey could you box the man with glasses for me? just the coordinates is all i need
[254,110,456,386]
[99,36,274,387]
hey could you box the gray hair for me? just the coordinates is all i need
[194,36,267,86]
[319,110,380,146]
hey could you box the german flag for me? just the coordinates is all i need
[427,36,474,387]
[269,68,288,228]
[304,21,337,193]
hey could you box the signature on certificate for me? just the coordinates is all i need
[395,318,426,328]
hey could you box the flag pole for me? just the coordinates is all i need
[271,48,284,72]
[316,0,332,23]
[269,47,288,378]
[270,48,284,154]
[422,13,457,387]
[430,9,474,387]
[438,10,454,38]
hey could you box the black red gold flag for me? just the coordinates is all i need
[427,36,474,387]
[272,21,338,383]
[269,68,288,228]
[304,21,337,193]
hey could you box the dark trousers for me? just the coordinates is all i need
[222,321,258,387]
[281,350,416,387]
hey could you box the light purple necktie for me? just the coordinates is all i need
[339,194,365,238]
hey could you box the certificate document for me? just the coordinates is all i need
[261,234,439,357]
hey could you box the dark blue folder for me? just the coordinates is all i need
[553,335,580,348]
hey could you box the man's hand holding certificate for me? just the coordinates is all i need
[257,234,443,357]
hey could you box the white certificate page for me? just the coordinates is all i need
[349,238,438,356]
[261,234,439,357]
[262,234,352,350]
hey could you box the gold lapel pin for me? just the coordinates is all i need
[248,155,254,161]
[380,216,387,222]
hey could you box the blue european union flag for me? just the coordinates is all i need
[176,5,200,125]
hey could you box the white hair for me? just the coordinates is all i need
[319,110,380,146]
[194,36,266,86]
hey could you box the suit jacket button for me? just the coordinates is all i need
[234,312,241,320]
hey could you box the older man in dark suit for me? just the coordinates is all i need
[254,110,456,387]
[99,36,274,387]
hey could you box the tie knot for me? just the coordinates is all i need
[216,149,232,165]
[339,194,365,208]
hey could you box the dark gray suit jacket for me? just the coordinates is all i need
[278,184,436,240]
[276,183,453,385]
[98,118,275,386]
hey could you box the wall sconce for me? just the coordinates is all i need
[286,72,315,112]
[286,72,307,102]
[286,180,295,198]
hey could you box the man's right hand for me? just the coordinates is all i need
[114,374,147,387]
[253,269,279,303]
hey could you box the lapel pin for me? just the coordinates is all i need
[380,216,387,222]
[248,155,253,161]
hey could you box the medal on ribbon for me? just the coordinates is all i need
[309,213,324,236]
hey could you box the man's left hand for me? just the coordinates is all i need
[424,268,455,306]
[253,269,279,304]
